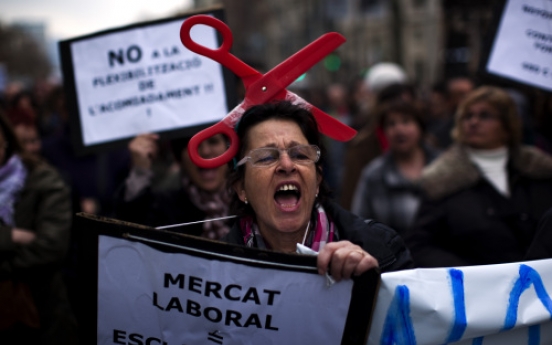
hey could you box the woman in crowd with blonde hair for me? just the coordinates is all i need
[406,86,552,267]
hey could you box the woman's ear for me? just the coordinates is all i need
[233,181,246,203]
[316,166,323,188]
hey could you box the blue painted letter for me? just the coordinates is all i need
[446,268,467,342]
[504,264,552,331]
[380,285,416,345]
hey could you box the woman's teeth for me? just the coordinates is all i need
[278,184,298,191]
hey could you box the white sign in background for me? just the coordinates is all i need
[71,17,228,146]
[368,259,552,345]
[98,236,354,345]
[486,0,552,91]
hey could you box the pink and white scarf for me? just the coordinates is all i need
[240,204,335,252]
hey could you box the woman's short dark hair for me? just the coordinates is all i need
[227,100,331,217]
[376,100,426,134]
[376,83,417,104]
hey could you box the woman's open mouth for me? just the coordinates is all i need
[274,183,301,210]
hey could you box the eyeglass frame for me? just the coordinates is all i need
[236,144,321,168]
[461,110,500,122]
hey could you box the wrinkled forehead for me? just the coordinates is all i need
[243,119,308,151]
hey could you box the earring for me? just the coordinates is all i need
[244,197,248,205]
[315,193,318,198]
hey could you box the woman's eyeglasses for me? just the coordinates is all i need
[461,111,499,122]
[236,145,320,168]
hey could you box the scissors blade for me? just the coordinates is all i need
[284,91,357,142]
[310,105,357,141]
[247,32,346,103]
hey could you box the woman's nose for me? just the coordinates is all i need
[467,116,481,125]
[276,152,296,173]
[198,141,222,159]
[199,144,216,159]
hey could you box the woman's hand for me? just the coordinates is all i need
[12,228,36,244]
[317,241,379,281]
[128,133,159,170]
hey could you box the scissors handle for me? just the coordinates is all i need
[187,121,240,169]
[180,15,258,79]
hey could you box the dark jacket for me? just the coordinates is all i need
[114,176,207,236]
[525,207,552,261]
[406,144,552,267]
[0,159,77,344]
[42,123,131,216]
[224,201,414,273]
[351,146,439,235]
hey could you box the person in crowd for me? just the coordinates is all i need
[13,123,42,159]
[339,77,415,211]
[535,92,552,154]
[5,90,37,128]
[36,85,66,139]
[115,133,231,240]
[40,88,130,216]
[4,108,42,161]
[426,81,449,126]
[406,86,552,267]
[426,76,475,150]
[323,83,353,199]
[0,113,77,344]
[339,120,382,211]
[37,87,129,323]
[1,82,25,110]
[225,101,413,278]
[351,100,439,235]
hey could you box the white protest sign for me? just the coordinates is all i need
[486,0,552,91]
[61,12,230,149]
[97,235,356,344]
[368,258,552,345]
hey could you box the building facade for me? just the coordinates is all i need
[190,0,500,91]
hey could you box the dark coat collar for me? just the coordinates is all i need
[420,144,552,200]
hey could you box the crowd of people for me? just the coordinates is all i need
[1,61,552,343]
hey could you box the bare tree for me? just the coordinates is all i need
[0,23,52,82]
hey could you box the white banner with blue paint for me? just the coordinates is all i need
[368,259,552,345]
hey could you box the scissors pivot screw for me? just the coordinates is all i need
[262,86,267,92]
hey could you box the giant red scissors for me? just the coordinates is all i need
[180,15,356,169]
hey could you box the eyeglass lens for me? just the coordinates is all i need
[248,145,319,166]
